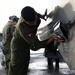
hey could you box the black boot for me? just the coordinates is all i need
[47,58,53,69]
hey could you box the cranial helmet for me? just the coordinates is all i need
[9,15,19,22]
[21,6,36,22]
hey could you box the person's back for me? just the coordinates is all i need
[2,21,14,59]
[2,15,19,75]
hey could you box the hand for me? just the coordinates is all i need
[46,35,64,45]
[52,36,64,43]
[42,9,47,21]
[47,11,54,18]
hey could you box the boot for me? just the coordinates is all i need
[47,58,53,69]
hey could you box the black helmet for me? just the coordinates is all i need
[9,15,19,22]
[21,6,36,22]
[9,16,13,20]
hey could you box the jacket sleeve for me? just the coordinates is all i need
[36,11,44,19]
[37,13,42,18]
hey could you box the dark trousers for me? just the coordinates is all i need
[8,48,30,75]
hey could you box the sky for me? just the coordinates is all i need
[0,0,75,33]
[0,0,53,33]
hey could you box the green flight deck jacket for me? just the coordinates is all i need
[2,21,15,61]
[8,15,49,75]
